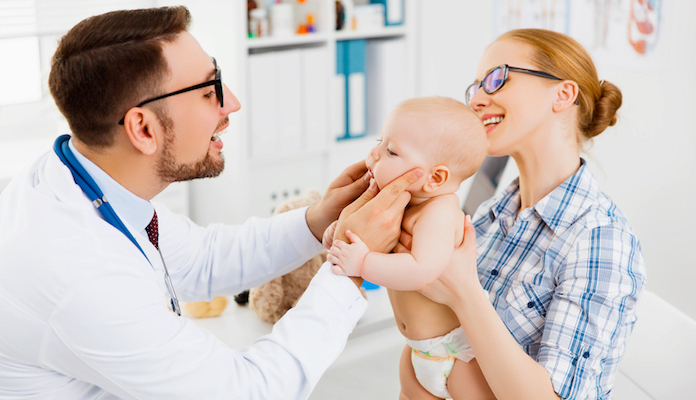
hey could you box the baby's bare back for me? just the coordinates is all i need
[390,194,464,340]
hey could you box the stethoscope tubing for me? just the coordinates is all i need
[53,134,181,315]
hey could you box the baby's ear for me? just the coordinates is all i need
[423,165,450,193]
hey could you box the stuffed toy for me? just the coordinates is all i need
[248,190,327,324]
[184,296,229,318]
[186,190,350,322]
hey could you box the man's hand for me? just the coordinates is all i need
[306,160,371,241]
[334,168,423,254]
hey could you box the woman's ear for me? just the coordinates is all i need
[553,80,579,112]
[423,165,450,193]
[123,108,159,156]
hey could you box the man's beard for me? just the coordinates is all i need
[155,111,225,183]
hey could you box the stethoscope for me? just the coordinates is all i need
[53,134,181,316]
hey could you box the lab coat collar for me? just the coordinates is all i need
[67,139,154,235]
[44,147,164,272]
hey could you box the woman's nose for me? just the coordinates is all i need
[468,89,490,111]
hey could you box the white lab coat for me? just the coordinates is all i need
[0,150,368,399]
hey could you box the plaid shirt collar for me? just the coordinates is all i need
[488,159,598,237]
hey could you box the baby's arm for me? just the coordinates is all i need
[329,198,462,291]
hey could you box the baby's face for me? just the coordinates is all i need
[366,110,431,192]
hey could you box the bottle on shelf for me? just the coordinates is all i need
[247,0,258,37]
[335,1,344,30]
[337,0,355,31]
[270,2,294,37]
[249,8,269,38]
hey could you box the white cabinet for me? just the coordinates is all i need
[177,0,417,226]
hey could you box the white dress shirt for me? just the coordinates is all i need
[0,141,368,399]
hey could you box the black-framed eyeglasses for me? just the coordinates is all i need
[118,57,223,125]
[465,64,578,106]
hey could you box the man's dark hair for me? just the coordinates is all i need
[49,6,191,147]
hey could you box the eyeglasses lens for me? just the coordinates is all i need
[466,84,479,106]
[216,80,223,108]
[483,67,506,94]
[212,58,224,108]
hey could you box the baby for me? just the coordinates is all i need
[327,97,490,399]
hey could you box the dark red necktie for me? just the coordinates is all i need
[145,211,159,250]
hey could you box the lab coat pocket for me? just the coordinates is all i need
[503,282,554,346]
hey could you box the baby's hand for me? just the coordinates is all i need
[327,230,369,277]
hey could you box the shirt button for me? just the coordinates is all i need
[491,270,499,276]
[583,352,590,359]
[527,301,535,309]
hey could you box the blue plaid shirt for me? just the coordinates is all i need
[473,159,645,399]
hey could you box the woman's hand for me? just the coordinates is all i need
[333,168,423,254]
[417,215,479,307]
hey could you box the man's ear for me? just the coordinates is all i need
[423,165,450,193]
[123,108,159,156]
[552,80,579,112]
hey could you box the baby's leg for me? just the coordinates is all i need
[398,345,440,400]
[446,358,496,400]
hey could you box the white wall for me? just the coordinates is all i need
[415,1,696,319]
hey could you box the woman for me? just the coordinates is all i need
[406,29,646,399]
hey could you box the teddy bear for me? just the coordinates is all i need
[247,190,327,324]
[186,190,356,322]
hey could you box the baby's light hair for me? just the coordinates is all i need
[396,96,487,183]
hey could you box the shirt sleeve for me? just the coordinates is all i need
[155,204,326,301]
[536,222,646,399]
[41,261,367,400]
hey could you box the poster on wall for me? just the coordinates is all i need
[492,0,572,36]
[492,0,664,71]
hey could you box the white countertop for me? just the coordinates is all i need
[185,286,397,350]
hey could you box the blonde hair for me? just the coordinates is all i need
[498,29,622,141]
[397,96,487,182]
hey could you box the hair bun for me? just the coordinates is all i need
[586,80,622,139]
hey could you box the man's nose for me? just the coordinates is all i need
[221,84,241,114]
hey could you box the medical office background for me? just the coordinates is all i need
[0,0,694,328]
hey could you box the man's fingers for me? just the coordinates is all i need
[389,191,412,213]
[331,160,369,188]
[372,168,423,208]
[343,179,378,214]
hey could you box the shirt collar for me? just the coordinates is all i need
[68,139,154,233]
[488,159,599,236]
[533,159,598,235]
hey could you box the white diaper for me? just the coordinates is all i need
[406,326,474,399]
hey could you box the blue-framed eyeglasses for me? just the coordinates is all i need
[465,64,578,106]
[119,57,223,125]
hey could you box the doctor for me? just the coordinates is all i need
[0,6,421,399]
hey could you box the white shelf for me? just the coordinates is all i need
[334,25,407,41]
[245,25,408,51]
[184,0,416,225]
[247,32,329,50]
